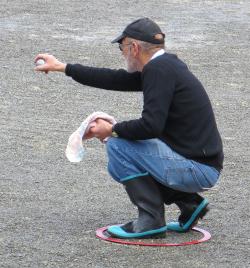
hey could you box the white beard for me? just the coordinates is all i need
[125,52,139,73]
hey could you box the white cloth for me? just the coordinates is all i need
[150,49,165,61]
[65,111,116,163]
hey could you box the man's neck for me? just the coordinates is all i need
[139,48,165,71]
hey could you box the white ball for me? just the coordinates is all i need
[35,59,45,66]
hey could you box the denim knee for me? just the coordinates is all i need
[106,138,144,182]
[106,137,122,162]
[106,138,126,182]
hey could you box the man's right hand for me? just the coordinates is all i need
[34,54,66,73]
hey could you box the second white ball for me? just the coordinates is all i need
[36,59,45,66]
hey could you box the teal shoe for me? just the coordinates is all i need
[107,224,168,239]
[167,199,209,232]
[107,175,167,239]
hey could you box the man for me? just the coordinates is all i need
[35,18,224,239]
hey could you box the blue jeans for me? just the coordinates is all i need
[106,138,220,193]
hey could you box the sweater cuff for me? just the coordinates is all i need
[112,123,122,137]
[65,64,73,76]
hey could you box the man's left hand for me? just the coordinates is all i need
[85,119,113,142]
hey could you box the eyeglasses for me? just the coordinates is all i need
[119,43,132,51]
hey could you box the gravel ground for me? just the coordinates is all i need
[0,1,249,267]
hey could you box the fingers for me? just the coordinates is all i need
[34,53,49,63]
[84,132,95,140]
[35,63,49,72]
[82,120,112,141]
[34,53,66,73]
[95,118,112,124]
[83,125,96,140]
[34,53,51,73]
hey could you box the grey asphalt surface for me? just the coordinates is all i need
[0,1,249,267]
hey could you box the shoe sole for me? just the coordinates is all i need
[107,231,167,239]
[107,225,168,239]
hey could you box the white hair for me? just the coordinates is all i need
[127,37,165,53]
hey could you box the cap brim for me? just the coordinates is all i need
[111,33,126,44]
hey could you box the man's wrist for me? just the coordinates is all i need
[111,125,119,137]
[56,62,67,72]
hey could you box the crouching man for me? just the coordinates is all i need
[35,18,224,239]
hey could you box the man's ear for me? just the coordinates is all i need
[131,42,140,56]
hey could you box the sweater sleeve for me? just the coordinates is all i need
[113,64,175,140]
[65,64,141,91]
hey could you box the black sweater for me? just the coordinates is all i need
[65,53,224,171]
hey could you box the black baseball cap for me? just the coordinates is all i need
[111,18,165,44]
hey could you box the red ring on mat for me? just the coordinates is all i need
[96,226,211,247]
